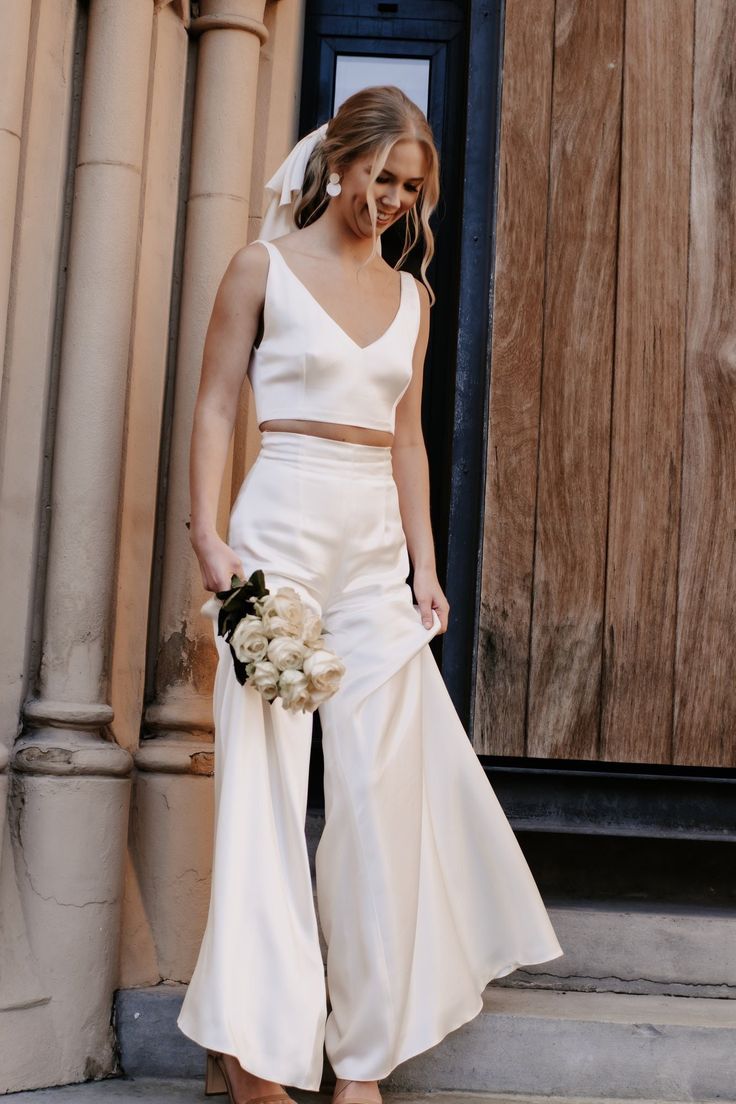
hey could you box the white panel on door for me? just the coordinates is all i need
[334,56,430,114]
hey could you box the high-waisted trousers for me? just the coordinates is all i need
[177,430,564,1091]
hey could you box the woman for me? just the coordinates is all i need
[177,86,563,1104]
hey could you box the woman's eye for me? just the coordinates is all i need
[377,177,418,192]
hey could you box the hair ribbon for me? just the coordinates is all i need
[259,122,329,242]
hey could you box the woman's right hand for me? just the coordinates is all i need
[190,529,245,593]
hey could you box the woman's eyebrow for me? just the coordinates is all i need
[380,169,425,182]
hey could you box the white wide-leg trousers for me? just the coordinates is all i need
[176,431,564,1090]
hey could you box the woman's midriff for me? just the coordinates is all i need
[258,419,394,448]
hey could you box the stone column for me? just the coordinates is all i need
[134,0,268,976]
[0,0,32,905]
[11,0,152,1083]
[0,0,32,410]
[149,0,269,740]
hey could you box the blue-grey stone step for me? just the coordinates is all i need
[113,984,736,1102]
[489,899,736,998]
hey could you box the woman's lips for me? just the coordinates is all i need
[363,205,395,225]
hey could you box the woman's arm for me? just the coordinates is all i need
[189,242,267,591]
[391,276,450,633]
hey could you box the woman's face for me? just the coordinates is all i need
[335,138,427,238]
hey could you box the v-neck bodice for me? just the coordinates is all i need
[267,241,406,351]
[246,238,420,434]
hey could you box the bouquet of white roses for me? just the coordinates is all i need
[201,569,345,714]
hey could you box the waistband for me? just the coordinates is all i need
[258,430,393,473]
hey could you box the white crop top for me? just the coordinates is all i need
[247,238,420,433]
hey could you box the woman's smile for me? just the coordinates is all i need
[362,204,396,227]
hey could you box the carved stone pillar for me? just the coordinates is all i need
[149,0,269,740]
[0,0,32,921]
[134,0,268,976]
[0,0,32,404]
[10,0,153,1083]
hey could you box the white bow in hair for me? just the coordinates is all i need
[259,122,329,242]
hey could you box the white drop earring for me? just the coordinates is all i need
[326,171,342,197]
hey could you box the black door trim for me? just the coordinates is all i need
[442,0,505,736]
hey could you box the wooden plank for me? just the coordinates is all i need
[674,0,736,767]
[473,0,555,754]
[602,0,693,763]
[527,0,624,759]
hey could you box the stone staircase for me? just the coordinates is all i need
[110,814,736,1102]
[113,901,736,1101]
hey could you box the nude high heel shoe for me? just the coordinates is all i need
[205,1049,298,1104]
[331,1079,383,1104]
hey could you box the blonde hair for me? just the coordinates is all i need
[293,85,440,306]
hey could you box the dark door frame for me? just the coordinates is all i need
[442,0,504,735]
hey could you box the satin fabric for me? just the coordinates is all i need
[247,240,416,434]
[176,431,564,1090]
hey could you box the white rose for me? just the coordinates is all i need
[230,614,269,663]
[302,609,326,650]
[248,659,280,701]
[278,667,311,713]
[256,586,306,639]
[267,635,309,672]
[303,648,345,703]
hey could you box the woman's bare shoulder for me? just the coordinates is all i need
[230,238,271,273]
[223,240,271,299]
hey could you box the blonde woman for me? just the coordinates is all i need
[177,85,563,1104]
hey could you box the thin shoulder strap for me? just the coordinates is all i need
[251,237,279,294]
[252,238,281,286]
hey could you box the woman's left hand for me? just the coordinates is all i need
[412,566,450,634]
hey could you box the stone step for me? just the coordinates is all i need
[385,988,736,1100]
[490,898,736,998]
[9,1080,723,1104]
[114,984,736,1102]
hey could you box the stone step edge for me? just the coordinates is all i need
[134,982,736,1028]
[479,986,736,1027]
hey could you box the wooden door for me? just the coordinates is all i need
[474,0,736,768]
